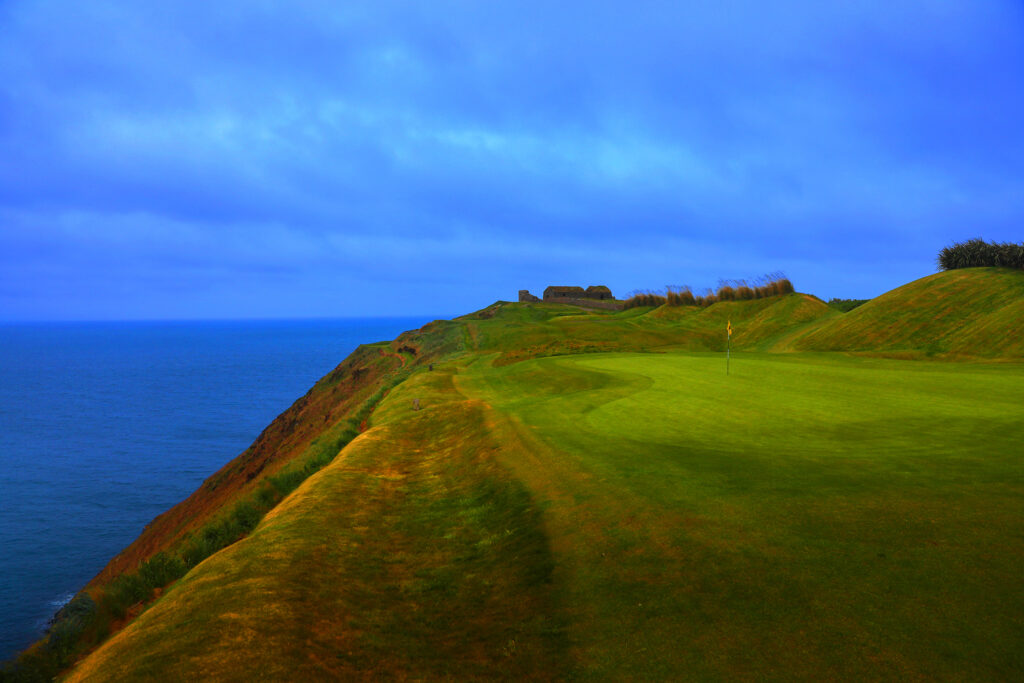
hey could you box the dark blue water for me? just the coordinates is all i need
[0,317,435,661]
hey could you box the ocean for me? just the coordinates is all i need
[0,317,436,661]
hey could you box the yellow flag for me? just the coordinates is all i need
[728,320,732,337]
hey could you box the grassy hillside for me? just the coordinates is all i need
[68,367,566,681]
[64,350,1024,680]
[6,269,1023,680]
[781,268,1024,358]
[454,292,834,363]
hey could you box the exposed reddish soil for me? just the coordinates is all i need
[86,345,405,589]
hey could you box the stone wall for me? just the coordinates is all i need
[548,297,624,311]
[544,286,586,300]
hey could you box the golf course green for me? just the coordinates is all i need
[459,351,1024,678]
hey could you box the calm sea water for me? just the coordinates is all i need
[0,317,435,661]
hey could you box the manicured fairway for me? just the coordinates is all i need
[461,352,1024,679]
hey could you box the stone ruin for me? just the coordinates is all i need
[542,286,585,300]
[517,285,623,310]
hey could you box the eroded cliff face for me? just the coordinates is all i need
[85,316,467,591]
[86,343,403,588]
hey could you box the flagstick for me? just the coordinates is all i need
[727,321,731,376]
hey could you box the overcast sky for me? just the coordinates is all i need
[2,1,1022,320]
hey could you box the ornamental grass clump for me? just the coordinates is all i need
[938,238,1024,271]
[625,274,793,309]
[623,291,668,309]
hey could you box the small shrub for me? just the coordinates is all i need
[695,289,716,307]
[138,552,186,589]
[103,574,151,618]
[231,501,261,533]
[181,533,217,569]
[629,274,794,309]
[268,469,306,497]
[2,650,60,682]
[202,521,230,548]
[665,286,694,306]
[44,594,96,665]
[256,483,280,510]
[938,238,1024,270]
[827,298,868,313]
[623,290,668,309]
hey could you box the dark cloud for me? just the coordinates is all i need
[1,0,1022,319]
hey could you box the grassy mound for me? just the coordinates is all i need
[782,268,1024,357]
[454,293,834,365]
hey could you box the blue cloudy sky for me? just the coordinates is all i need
[2,1,1022,320]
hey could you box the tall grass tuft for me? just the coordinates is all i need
[937,238,1024,271]
[623,290,667,309]
[624,274,794,309]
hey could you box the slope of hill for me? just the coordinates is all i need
[67,367,567,681]
[456,292,835,364]
[5,270,1023,680]
[780,268,1024,358]
[63,343,1024,681]
[84,343,409,588]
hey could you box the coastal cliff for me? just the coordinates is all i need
[5,269,1024,681]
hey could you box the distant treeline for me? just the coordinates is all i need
[624,273,794,310]
[827,298,869,313]
[938,239,1024,271]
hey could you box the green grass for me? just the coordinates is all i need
[460,352,1024,679]
[32,268,1024,680]
[785,268,1024,357]
[65,368,567,682]
[451,292,835,364]
[67,350,1024,680]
